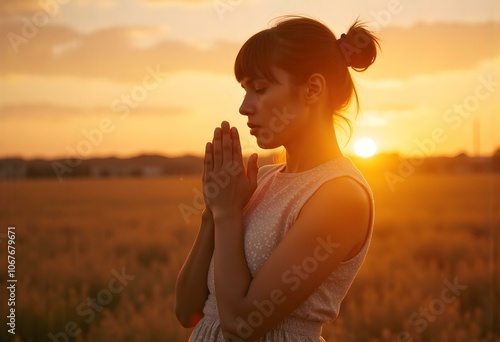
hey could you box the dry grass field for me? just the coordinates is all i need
[0,168,498,341]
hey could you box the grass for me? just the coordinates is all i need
[0,170,498,341]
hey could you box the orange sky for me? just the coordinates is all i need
[0,0,499,159]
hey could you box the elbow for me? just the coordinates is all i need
[175,306,192,328]
[175,286,206,328]
[175,305,203,328]
[176,314,192,329]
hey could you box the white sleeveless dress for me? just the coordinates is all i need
[189,156,375,341]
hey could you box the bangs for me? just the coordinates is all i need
[234,29,279,84]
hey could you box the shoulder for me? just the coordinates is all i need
[315,176,371,207]
[303,176,371,220]
[298,176,372,259]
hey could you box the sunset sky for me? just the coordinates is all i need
[1,0,499,159]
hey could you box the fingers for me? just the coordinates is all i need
[231,126,244,167]
[211,121,246,172]
[212,121,234,169]
[204,142,213,172]
[212,127,222,170]
[203,141,213,190]
[247,153,259,190]
[221,121,232,166]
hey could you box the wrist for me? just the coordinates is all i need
[201,208,214,230]
[201,207,212,220]
[212,207,243,223]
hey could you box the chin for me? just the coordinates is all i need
[255,137,281,150]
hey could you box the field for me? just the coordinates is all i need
[0,169,498,341]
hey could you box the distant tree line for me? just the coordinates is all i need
[0,150,499,179]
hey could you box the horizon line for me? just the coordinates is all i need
[0,150,498,161]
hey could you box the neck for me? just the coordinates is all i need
[282,118,344,173]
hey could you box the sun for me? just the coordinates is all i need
[353,137,378,158]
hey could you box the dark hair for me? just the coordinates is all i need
[234,16,380,137]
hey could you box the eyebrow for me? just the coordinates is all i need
[240,77,268,89]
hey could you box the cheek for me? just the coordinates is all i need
[254,126,282,149]
[254,114,297,149]
[255,87,303,146]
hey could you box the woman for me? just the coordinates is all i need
[176,16,378,341]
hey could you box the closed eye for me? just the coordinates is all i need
[255,88,267,94]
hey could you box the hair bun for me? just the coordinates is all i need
[337,21,380,71]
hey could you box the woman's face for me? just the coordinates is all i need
[239,66,309,149]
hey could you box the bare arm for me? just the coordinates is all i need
[213,178,370,340]
[175,208,214,328]
[205,122,371,341]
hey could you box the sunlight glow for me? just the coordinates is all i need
[354,138,378,158]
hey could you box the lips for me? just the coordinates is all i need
[247,123,260,136]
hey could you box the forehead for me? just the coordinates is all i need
[240,76,266,88]
[239,67,288,87]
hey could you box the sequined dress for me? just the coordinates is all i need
[189,156,375,341]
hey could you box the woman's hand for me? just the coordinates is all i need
[203,121,259,219]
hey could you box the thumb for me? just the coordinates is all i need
[247,153,259,188]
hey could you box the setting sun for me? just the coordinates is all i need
[354,138,378,158]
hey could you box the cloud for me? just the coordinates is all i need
[144,0,213,6]
[0,21,498,82]
[0,103,187,120]
[0,0,40,14]
[0,0,116,16]
[0,22,238,82]
[368,22,500,79]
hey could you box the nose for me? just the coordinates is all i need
[239,94,254,117]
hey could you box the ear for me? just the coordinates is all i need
[305,73,326,105]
